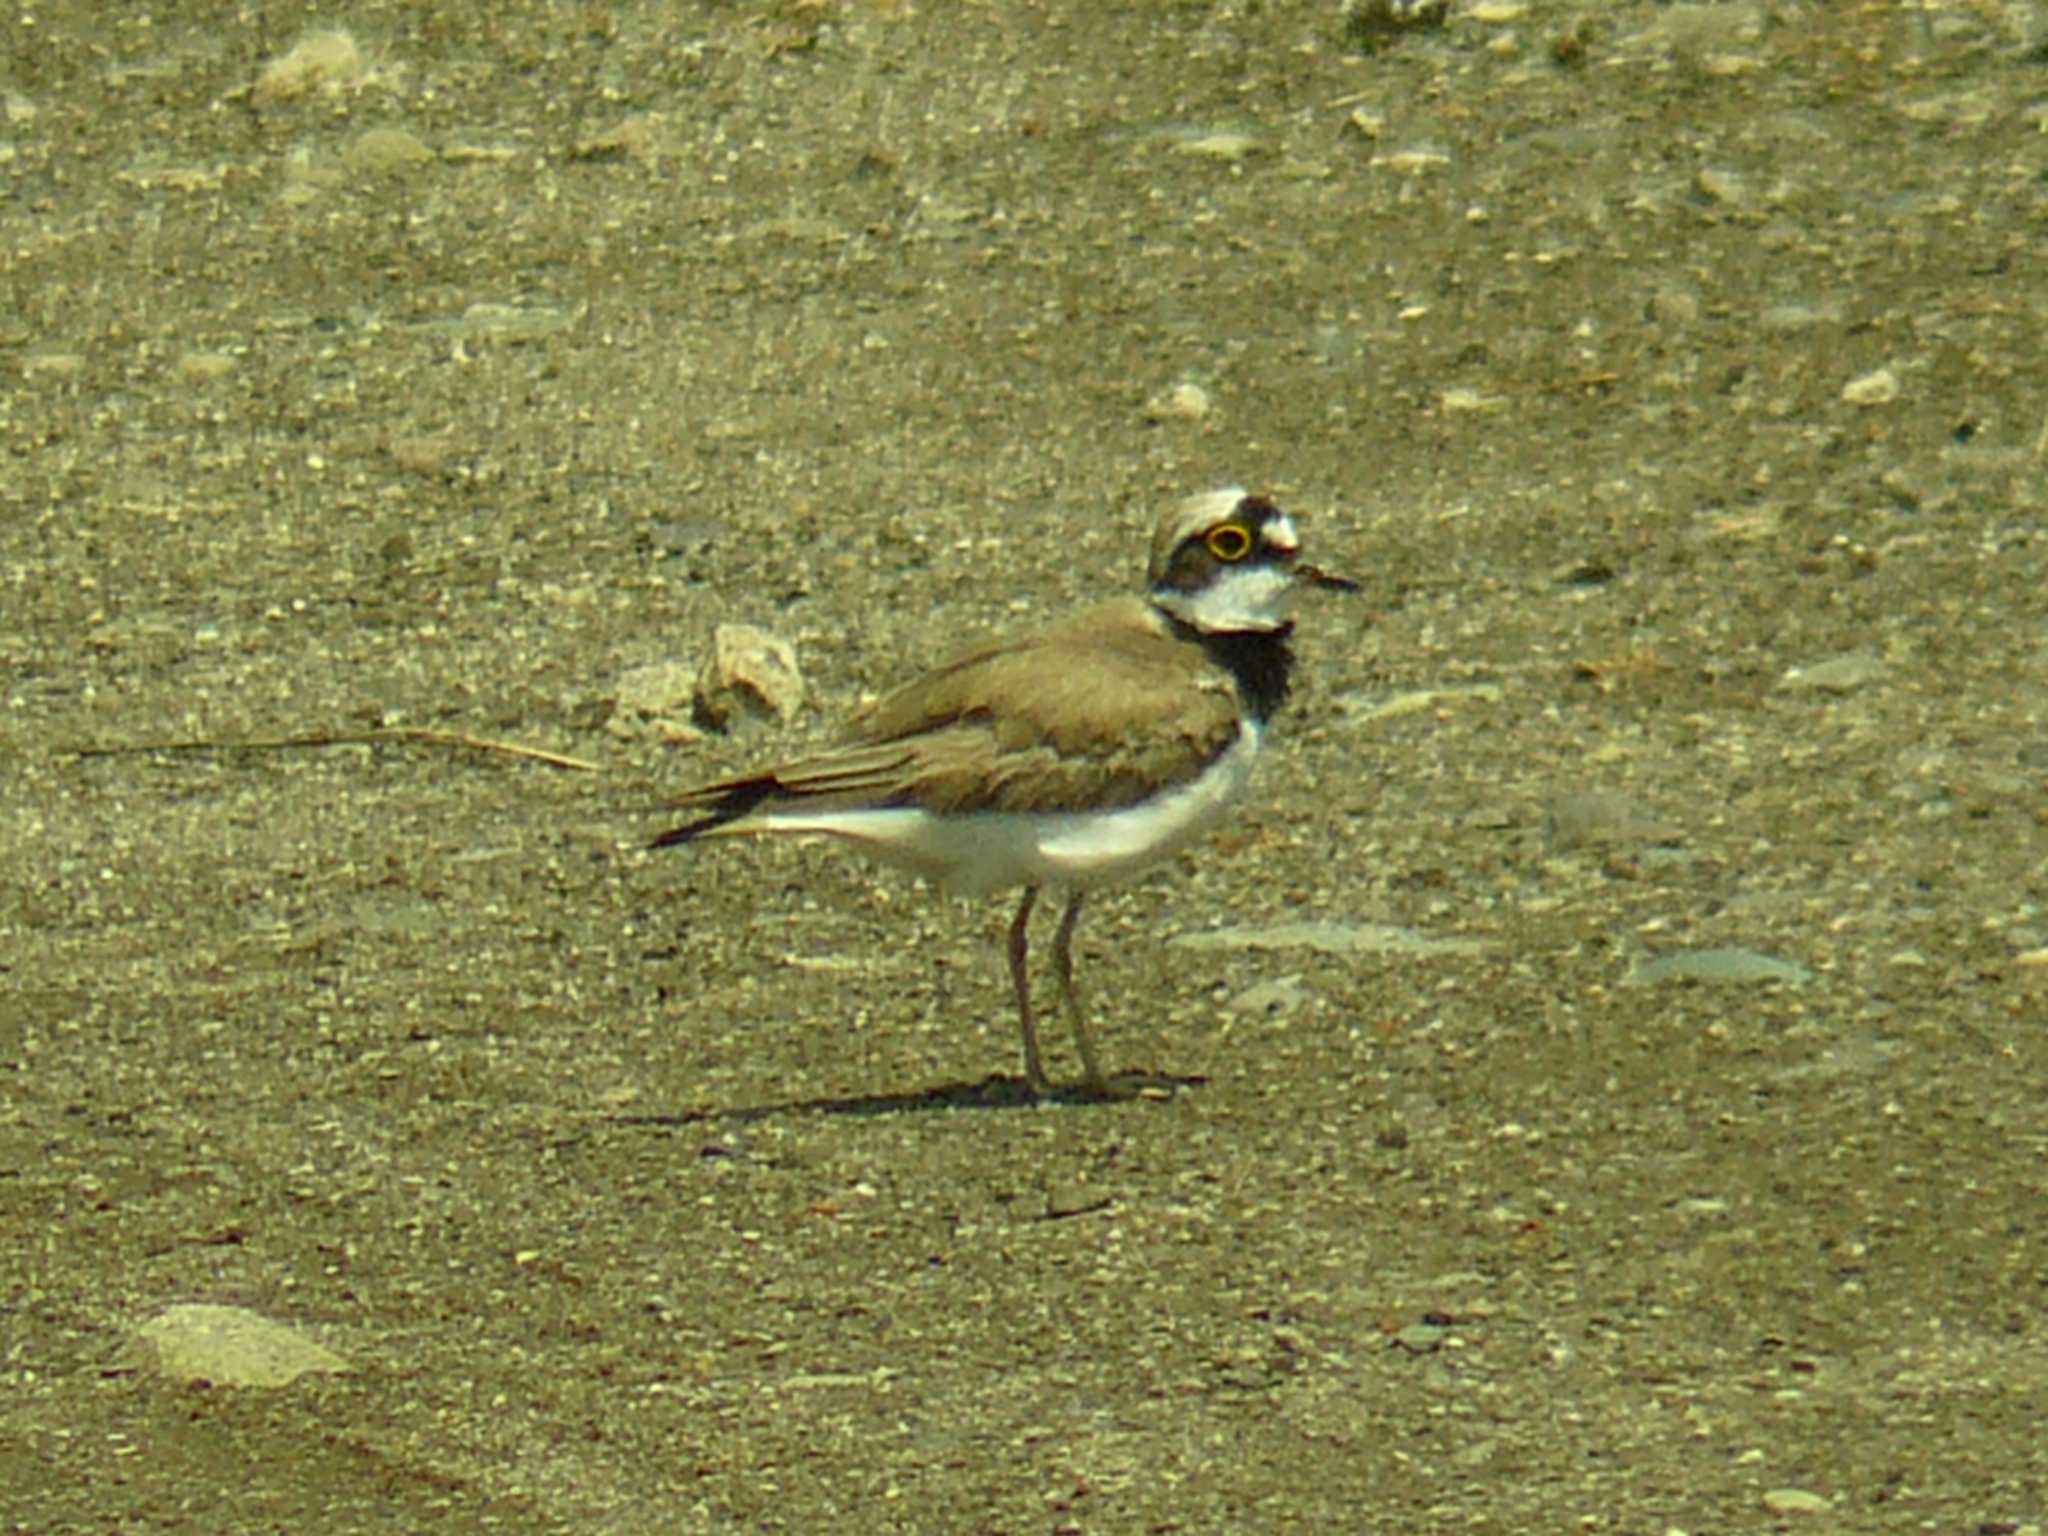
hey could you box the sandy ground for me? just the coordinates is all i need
[4,1,2046,1530]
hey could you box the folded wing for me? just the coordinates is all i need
[652,597,1245,843]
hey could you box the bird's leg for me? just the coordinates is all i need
[1008,885,1052,1096]
[1052,890,1110,1096]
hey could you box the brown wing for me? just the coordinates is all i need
[653,597,1244,842]
[845,597,1244,813]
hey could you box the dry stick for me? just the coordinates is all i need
[75,726,603,773]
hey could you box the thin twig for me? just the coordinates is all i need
[74,726,604,773]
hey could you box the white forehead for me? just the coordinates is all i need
[1150,485,1282,579]
[1168,489,1298,550]
[1175,486,1250,527]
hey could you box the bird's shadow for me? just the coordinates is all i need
[612,1069,1207,1126]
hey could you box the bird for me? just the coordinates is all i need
[650,487,1357,1098]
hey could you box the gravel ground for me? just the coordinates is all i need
[4,2,2046,1530]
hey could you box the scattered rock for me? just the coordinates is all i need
[1758,303,1838,334]
[1695,167,1747,205]
[1760,1487,1832,1517]
[1344,0,1449,51]
[1143,382,1212,423]
[1895,88,2002,129]
[425,302,579,343]
[22,353,84,380]
[1552,556,1617,586]
[1701,50,1763,77]
[1781,652,1887,694]
[1548,790,1683,851]
[610,661,702,743]
[694,624,804,730]
[1629,948,1813,986]
[384,431,463,478]
[1624,2,1766,61]
[1171,132,1265,163]
[1173,922,1489,957]
[346,127,433,175]
[1226,975,1310,1020]
[1841,367,1900,406]
[1439,387,1504,413]
[1391,1322,1448,1353]
[1042,1183,1113,1219]
[1647,286,1701,326]
[128,1304,349,1388]
[571,113,674,169]
[250,30,367,107]
[1370,146,1452,176]
[1879,467,1925,510]
[174,351,235,387]
[1341,684,1504,723]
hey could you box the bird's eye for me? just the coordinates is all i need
[1205,524,1253,562]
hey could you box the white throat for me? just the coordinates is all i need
[1150,561,1297,634]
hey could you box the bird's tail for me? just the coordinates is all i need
[648,777,780,849]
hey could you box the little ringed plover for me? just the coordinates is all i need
[652,487,1356,1098]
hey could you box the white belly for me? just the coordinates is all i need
[755,723,1264,895]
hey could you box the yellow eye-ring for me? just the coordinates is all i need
[1205,524,1253,562]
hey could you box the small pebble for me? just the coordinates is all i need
[1043,1184,1112,1219]
[1371,147,1451,175]
[1392,1323,1447,1353]
[1143,382,1212,423]
[128,1304,349,1388]
[1548,790,1683,851]
[1630,948,1813,987]
[1781,653,1887,694]
[1841,367,1900,405]
[1172,132,1263,162]
[695,623,805,729]
[1695,167,1746,204]
[1226,975,1309,1020]
[610,661,701,742]
[251,29,366,106]
[1648,286,1701,326]
[175,351,236,386]
[347,127,433,175]
[1761,1488,1831,1516]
